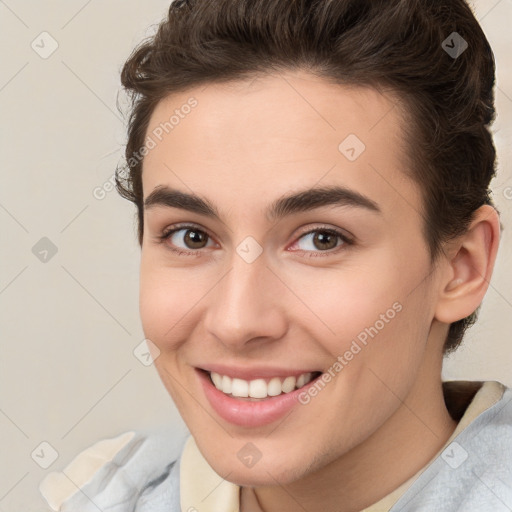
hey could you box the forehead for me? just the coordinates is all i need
[142,70,421,222]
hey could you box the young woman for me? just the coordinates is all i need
[40,0,511,510]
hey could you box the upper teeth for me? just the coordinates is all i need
[209,371,316,399]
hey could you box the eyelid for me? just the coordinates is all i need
[158,222,217,249]
[287,225,354,257]
[293,224,354,243]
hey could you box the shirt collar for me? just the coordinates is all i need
[180,434,240,512]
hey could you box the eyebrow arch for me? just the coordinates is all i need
[143,184,381,221]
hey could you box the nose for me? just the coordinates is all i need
[202,252,288,350]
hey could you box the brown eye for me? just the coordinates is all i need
[159,225,214,253]
[182,229,209,249]
[293,228,350,253]
[310,231,338,251]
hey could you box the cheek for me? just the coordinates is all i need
[298,253,431,365]
[294,263,402,339]
[138,260,192,346]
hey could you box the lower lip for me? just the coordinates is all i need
[197,369,320,428]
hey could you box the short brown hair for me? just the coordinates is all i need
[116,0,498,356]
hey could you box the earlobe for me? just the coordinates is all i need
[434,205,500,324]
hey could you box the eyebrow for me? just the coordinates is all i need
[144,184,381,221]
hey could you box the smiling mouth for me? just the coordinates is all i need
[202,369,322,400]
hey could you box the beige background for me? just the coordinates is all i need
[0,1,511,510]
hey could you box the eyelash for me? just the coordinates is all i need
[156,223,354,258]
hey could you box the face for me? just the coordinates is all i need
[139,70,444,486]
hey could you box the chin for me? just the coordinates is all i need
[204,446,313,487]
[225,466,305,487]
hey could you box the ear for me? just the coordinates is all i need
[434,205,501,324]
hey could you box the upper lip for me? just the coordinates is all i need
[197,364,321,381]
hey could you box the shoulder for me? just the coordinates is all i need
[391,381,512,511]
[39,427,188,511]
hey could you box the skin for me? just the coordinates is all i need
[138,70,500,512]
